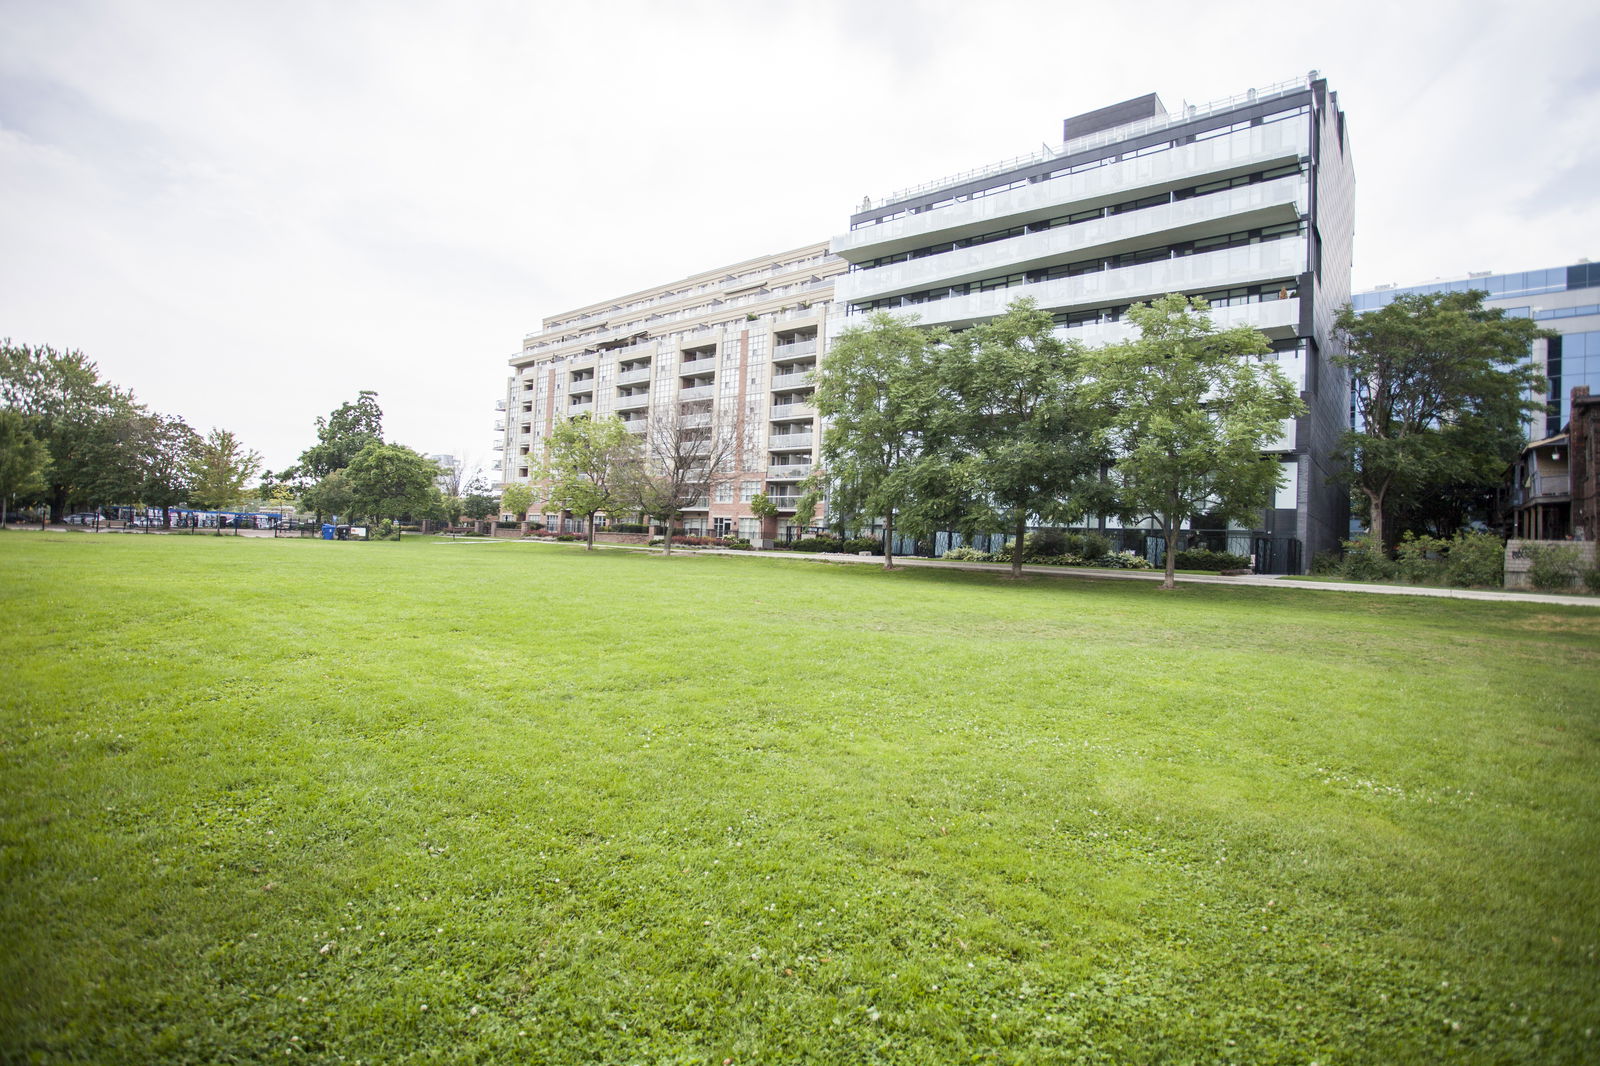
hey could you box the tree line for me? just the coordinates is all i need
[1,340,262,527]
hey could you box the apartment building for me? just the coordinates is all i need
[497,242,846,539]
[828,74,1354,572]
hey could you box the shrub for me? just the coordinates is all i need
[724,537,752,551]
[1394,533,1447,584]
[610,523,649,534]
[1442,531,1504,588]
[1338,536,1398,581]
[1023,530,1068,561]
[1524,543,1582,590]
[1062,532,1111,561]
[554,533,579,542]
[842,537,882,555]
[1310,550,1342,576]
[941,546,997,562]
[1090,550,1153,570]
[1174,549,1251,572]
[1584,568,1600,593]
[375,519,400,541]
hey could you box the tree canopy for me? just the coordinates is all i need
[187,429,263,512]
[0,408,48,526]
[540,414,638,550]
[813,311,948,569]
[1333,291,1546,550]
[1093,294,1304,589]
[297,391,384,481]
[344,442,441,534]
[937,298,1109,578]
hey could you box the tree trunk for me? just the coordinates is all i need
[883,510,896,570]
[1161,512,1178,590]
[1363,486,1388,555]
[1011,511,1028,579]
[585,515,597,551]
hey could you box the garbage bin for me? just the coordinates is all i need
[321,523,335,540]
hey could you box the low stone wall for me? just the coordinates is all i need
[1504,539,1595,589]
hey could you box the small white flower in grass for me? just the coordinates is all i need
[420,1004,428,1012]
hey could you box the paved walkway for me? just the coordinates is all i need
[686,546,1600,609]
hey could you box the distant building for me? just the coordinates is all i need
[499,243,846,539]
[1353,262,1600,438]
[1511,385,1600,541]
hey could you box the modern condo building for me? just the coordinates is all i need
[829,74,1354,572]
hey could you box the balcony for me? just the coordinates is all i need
[769,464,812,480]
[680,352,718,371]
[767,494,803,510]
[835,176,1303,306]
[493,420,505,431]
[773,338,818,358]
[492,442,505,451]
[1061,296,1302,348]
[871,240,1307,331]
[623,419,648,434]
[617,367,652,384]
[771,402,816,419]
[568,401,594,417]
[771,369,815,390]
[615,391,650,411]
[680,384,716,401]
[769,432,814,451]
[681,412,713,428]
[495,399,507,411]
[832,119,1308,260]
[1528,473,1571,499]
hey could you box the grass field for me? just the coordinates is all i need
[2,532,1598,1064]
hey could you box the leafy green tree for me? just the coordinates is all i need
[1093,294,1305,590]
[1,340,126,519]
[501,482,534,534]
[344,443,441,536]
[187,429,263,512]
[1333,292,1547,551]
[0,408,48,526]
[137,414,201,527]
[297,390,384,480]
[540,414,638,550]
[462,489,499,523]
[302,470,354,523]
[937,298,1109,579]
[813,311,948,570]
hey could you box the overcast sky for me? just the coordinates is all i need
[3,0,1597,475]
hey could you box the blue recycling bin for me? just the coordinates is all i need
[321,523,336,540]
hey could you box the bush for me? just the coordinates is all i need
[1090,550,1153,570]
[1524,543,1582,590]
[1394,532,1447,584]
[1310,550,1342,576]
[941,546,997,562]
[1442,531,1504,588]
[1023,530,1068,561]
[1338,536,1398,581]
[724,537,752,551]
[375,519,400,541]
[1584,568,1600,593]
[610,523,649,534]
[1174,549,1251,572]
[1063,532,1111,561]
[842,537,882,555]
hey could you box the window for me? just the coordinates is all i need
[715,483,734,504]
[740,480,760,502]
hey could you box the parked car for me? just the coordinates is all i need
[65,513,104,526]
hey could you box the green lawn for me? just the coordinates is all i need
[2,533,1597,1064]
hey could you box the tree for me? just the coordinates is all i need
[1093,294,1305,590]
[1333,291,1547,551]
[344,443,442,536]
[633,401,743,555]
[187,429,263,512]
[462,483,500,523]
[297,391,384,480]
[813,311,948,570]
[540,414,639,551]
[302,470,354,524]
[1,340,126,519]
[936,298,1109,579]
[500,483,534,534]
[136,414,201,527]
[0,408,48,527]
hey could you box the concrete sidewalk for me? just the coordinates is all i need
[695,547,1600,609]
